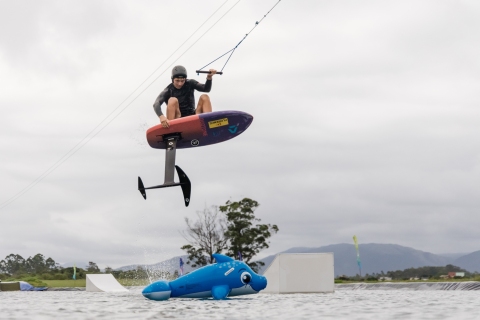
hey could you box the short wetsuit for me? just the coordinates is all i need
[153,79,212,118]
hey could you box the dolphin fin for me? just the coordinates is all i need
[212,253,234,263]
[211,285,230,300]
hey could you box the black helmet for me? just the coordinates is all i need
[171,65,187,79]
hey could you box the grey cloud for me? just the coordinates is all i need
[1,0,480,266]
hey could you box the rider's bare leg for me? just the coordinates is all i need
[195,94,212,114]
[167,97,181,119]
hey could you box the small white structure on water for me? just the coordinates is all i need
[262,253,334,294]
[86,274,129,292]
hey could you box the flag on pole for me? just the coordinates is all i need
[73,263,76,280]
[179,258,184,276]
[353,235,362,277]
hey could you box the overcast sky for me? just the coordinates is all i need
[1,0,479,269]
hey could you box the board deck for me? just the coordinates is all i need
[146,110,253,149]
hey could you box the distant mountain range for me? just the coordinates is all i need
[452,250,480,273]
[116,243,480,276]
[255,244,480,276]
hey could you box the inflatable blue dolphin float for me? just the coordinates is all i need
[142,253,267,300]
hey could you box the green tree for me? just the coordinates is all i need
[220,198,279,272]
[87,261,100,273]
[0,254,26,275]
[135,266,148,279]
[45,257,57,270]
[63,266,85,279]
[26,253,47,274]
[180,206,227,267]
[180,245,209,268]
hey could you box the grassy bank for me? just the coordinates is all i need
[117,279,150,286]
[43,280,87,287]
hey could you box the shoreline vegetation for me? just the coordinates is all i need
[3,278,480,289]
[42,279,151,287]
[0,253,167,288]
[3,275,479,289]
[334,278,480,284]
[2,253,478,288]
[334,264,478,283]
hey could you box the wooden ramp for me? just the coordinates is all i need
[86,274,128,292]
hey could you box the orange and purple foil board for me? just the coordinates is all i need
[146,110,253,149]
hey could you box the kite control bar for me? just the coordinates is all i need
[195,70,223,75]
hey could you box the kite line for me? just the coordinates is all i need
[197,0,282,74]
[0,0,240,210]
[0,0,284,210]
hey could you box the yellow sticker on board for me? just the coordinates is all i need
[208,118,229,128]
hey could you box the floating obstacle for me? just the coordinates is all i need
[0,282,21,291]
[142,253,267,301]
[0,281,46,291]
[262,253,335,294]
[86,274,128,292]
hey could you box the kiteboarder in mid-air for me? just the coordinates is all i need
[139,2,280,206]
[153,65,217,128]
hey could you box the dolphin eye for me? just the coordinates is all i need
[240,272,252,285]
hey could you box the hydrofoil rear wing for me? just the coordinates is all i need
[138,135,191,206]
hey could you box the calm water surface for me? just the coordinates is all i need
[1,287,479,319]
